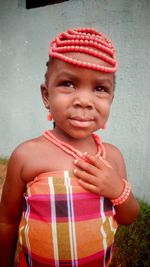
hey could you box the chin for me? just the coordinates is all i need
[68,129,95,140]
[55,124,97,140]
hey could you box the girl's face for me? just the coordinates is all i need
[41,57,114,140]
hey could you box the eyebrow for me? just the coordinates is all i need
[54,71,114,88]
[94,78,113,87]
[55,71,79,79]
[54,71,81,84]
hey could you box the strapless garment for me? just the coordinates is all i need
[19,170,118,267]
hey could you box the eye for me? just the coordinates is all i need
[95,86,109,93]
[59,80,74,88]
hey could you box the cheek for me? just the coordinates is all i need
[97,100,112,115]
[49,93,61,109]
[49,96,68,119]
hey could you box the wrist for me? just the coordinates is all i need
[111,179,131,206]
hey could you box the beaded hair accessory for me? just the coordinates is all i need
[49,28,118,73]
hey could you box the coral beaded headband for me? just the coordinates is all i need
[49,28,118,73]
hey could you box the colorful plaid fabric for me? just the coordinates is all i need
[19,170,118,267]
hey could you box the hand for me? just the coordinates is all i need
[73,153,124,199]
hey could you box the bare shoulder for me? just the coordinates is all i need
[11,135,46,156]
[103,142,127,178]
[0,135,50,222]
[8,135,50,180]
[103,142,124,159]
[8,136,44,168]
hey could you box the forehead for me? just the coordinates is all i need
[47,55,114,84]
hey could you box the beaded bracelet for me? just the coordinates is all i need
[111,179,131,206]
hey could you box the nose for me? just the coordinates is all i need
[73,90,94,109]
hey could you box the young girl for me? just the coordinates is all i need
[0,28,139,267]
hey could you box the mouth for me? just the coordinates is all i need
[69,116,94,128]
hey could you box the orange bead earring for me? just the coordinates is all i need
[47,112,53,121]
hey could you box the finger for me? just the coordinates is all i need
[85,153,112,169]
[74,159,98,175]
[78,179,99,194]
[83,153,105,169]
[98,157,112,168]
[73,168,96,185]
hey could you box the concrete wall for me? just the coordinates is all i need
[0,0,150,201]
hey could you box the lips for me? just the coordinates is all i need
[69,116,94,128]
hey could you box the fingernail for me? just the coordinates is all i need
[74,159,78,164]
[83,152,88,156]
[74,169,77,174]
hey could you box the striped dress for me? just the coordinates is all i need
[19,170,118,267]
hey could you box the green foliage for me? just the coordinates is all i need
[110,200,150,267]
[0,157,8,165]
[0,157,8,184]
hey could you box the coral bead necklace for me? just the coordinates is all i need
[43,130,105,161]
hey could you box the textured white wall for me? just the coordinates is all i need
[0,0,150,201]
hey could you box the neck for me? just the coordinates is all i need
[43,129,105,160]
[51,128,95,154]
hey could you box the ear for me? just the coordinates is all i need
[111,94,114,103]
[110,90,115,104]
[40,83,49,109]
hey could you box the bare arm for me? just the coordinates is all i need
[73,144,140,225]
[108,146,140,225]
[0,149,26,267]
